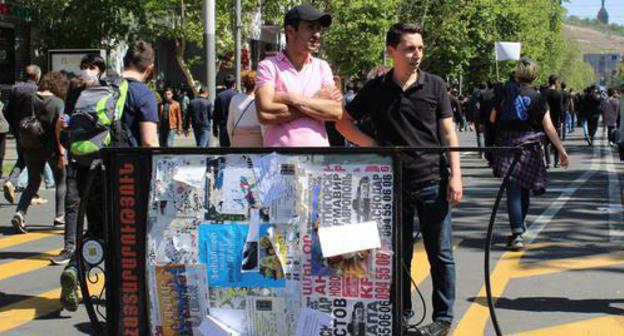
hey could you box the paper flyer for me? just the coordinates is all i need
[151,264,210,336]
[295,308,334,336]
[218,168,259,215]
[245,296,288,335]
[147,218,200,265]
[146,154,395,336]
[198,224,285,288]
[304,297,393,336]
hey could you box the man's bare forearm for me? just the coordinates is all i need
[276,92,343,121]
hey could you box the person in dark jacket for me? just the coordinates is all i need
[11,71,68,234]
[3,65,41,204]
[213,74,237,147]
[184,86,213,147]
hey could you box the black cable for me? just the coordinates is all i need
[401,261,427,330]
[484,147,522,336]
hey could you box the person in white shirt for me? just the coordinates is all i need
[227,71,264,147]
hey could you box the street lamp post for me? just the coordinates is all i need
[235,0,242,91]
[203,0,216,102]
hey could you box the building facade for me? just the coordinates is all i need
[0,1,34,90]
[583,53,621,87]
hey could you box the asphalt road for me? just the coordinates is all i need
[0,129,622,335]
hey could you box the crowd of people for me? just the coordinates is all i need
[0,3,620,336]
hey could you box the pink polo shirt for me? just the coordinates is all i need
[255,51,335,147]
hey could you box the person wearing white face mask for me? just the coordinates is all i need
[50,54,106,266]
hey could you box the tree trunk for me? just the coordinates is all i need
[174,0,198,97]
[174,38,199,97]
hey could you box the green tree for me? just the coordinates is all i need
[315,0,400,80]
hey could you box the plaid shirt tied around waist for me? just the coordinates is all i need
[493,131,547,194]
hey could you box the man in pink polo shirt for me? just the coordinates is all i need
[255,4,343,147]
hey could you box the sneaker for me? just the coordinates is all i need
[53,216,65,227]
[30,196,48,206]
[11,212,27,234]
[506,234,524,251]
[3,181,15,204]
[51,249,74,265]
[403,309,415,326]
[415,320,451,336]
[60,267,80,312]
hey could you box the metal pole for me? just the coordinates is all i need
[203,0,216,102]
[459,72,463,96]
[235,0,242,91]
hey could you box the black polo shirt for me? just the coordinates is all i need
[346,69,453,184]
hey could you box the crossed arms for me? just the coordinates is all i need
[255,85,343,125]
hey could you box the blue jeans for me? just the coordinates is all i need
[17,162,55,190]
[159,129,176,147]
[506,181,530,235]
[193,127,211,148]
[402,178,455,323]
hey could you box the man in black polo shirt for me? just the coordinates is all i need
[337,23,462,336]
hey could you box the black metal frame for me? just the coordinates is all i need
[77,146,521,336]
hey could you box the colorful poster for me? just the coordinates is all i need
[146,154,395,336]
[198,224,285,288]
[150,264,209,336]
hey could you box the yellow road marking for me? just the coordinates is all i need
[0,273,105,333]
[454,249,526,336]
[0,248,63,281]
[455,243,624,335]
[514,251,624,278]
[516,315,624,335]
[410,239,462,289]
[0,229,63,250]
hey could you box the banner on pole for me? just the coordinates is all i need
[495,42,521,61]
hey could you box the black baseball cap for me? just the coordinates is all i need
[284,4,332,28]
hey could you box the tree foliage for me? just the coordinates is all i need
[24,0,596,92]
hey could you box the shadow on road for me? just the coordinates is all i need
[468,296,624,315]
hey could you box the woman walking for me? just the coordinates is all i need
[490,58,569,250]
[11,71,68,233]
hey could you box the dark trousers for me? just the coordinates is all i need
[17,154,66,219]
[218,125,230,147]
[401,178,455,323]
[587,115,600,142]
[7,134,26,185]
[544,127,561,166]
[66,166,105,269]
[63,163,81,252]
[0,133,6,178]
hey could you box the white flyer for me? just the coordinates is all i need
[317,221,381,258]
[199,315,240,336]
[295,308,334,336]
[173,165,207,187]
